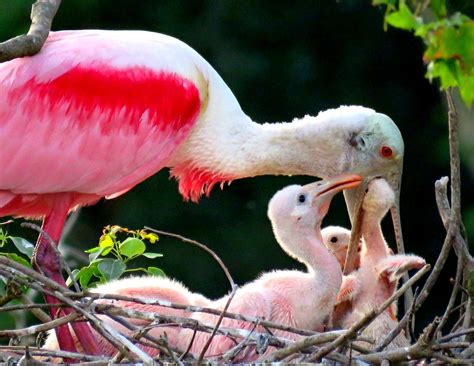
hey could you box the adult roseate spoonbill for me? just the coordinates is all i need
[42,276,209,357]
[332,179,425,349]
[0,30,403,354]
[177,174,361,361]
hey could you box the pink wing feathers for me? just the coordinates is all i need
[0,31,203,217]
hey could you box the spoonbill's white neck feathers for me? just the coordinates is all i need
[267,175,361,271]
[169,105,404,202]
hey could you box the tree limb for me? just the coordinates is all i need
[0,0,61,63]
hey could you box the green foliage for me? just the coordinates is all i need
[0,227,34,305]
[0,227,33,267]
[374,0,474,105]
[67,225,164,289]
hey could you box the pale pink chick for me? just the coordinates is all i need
[333,179,425,349]
[42,276,209,357]
[321,225,361,271]
[177,174,361,362]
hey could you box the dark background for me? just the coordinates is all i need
[1,0,473,336]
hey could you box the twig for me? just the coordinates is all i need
[0,0,61,63]
[437,252,464,334]
[438,327,474,343]
[0,312,79,338]
[0,346,107,362]
[197,285,237,363]
[221,320,259,363]
[144,227,235,289]
[306,264,430,362]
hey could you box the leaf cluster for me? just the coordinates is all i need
[374,0,474,105]
[68,225,165,289]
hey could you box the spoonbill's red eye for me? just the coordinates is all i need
[380,145,394,159]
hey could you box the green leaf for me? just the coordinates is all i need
[430,0,446,20]
[5,253,32,269]
[386,3,419,31]
[79,266,102,288]
[87,247,104,262]
[147,266,166,277]
[66,269,80,287]
[0,229,9,247]
[142,252,163,259]
[372,0,396,6]
[10,237,34,258]
[98,259,126,281]
[119,238,146,258]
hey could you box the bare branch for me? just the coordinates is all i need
[144,227,236,289]
[0,0,61,63]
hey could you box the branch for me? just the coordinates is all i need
[0,0,61,63]
[144,227,236,289]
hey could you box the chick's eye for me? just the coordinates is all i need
[298,194,306,203]
[330,236,338,243]
[380,145,394,159]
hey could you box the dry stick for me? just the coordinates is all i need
[197,286,237,363]
[305,264,430,362]
[221,321,259,363]
[0,312,80,338]
[437,252,464,335]
[438,327,474,343]
[0,346,108,365]
[179,322,199,361]
[0,302,60,314]
[446,89,474,338]
[144,227,236,289]
[0,0,61,62]
[105,314,181,364]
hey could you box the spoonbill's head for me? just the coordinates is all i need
[268,175,362,243]
[321,226,361,271]
[362,178,395,222]
[336,111,403,273]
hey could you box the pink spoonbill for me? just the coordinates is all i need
[177,174,361,361]
[0,30,404,354]
[332,179,425,349]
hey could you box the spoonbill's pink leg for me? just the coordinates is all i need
[33,202,100,356]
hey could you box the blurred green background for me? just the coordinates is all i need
[1,0,473,337]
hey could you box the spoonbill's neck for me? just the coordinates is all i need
[169,114,351,201]
[361,213,390,263]
[287,233,342,291]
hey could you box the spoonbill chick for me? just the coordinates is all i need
[178,174,361,361]
[334,179,425,349]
